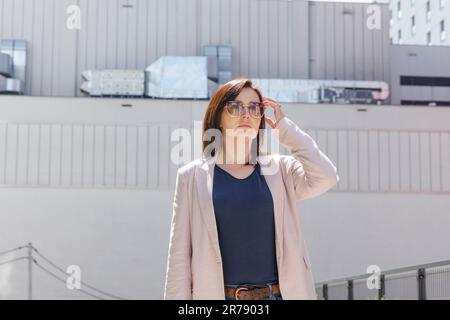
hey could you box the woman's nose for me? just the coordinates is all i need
[241,109,251,118]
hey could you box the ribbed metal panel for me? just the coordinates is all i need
[308,1,391,84]
[0,0,390,98]
[1,97,450,193]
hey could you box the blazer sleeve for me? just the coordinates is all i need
[274,116,339,201]
[164,169,192,300]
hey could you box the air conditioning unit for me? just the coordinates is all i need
[0,75,22,94]
[144,56,208,99]
[251,78,389,104]
[0,40,27,94]
[0,52,13,77]
[80,69,145,97]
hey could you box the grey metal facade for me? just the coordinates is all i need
[0,0,390,98]
[309,1,391,84]
[390,44,450,105]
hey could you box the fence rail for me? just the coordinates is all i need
[315,259,450,300]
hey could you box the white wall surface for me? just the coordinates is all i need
[0,95,449,299]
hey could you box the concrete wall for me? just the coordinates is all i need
[1,96,449,299]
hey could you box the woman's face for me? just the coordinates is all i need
[220,88,262,139]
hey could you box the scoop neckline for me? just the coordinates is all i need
[214,162,259,180]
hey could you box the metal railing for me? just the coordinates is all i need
[315,259,450,300]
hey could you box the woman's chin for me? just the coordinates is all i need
[234,127,258,138]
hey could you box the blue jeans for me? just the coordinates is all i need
[225,282,283,300]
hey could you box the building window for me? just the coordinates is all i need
[398,29,402,43]
[397,1,402,18]
[427,31,432,45]
[441,20,446,41]
[401,100,450,106]
[411,0,415,6]
[426,1,431,22]
[411,16,416,35]
[440,0,445,9]
[400,76,450,87]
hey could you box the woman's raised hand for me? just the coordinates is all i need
[262,97,284,129]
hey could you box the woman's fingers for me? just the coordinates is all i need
[263,96,284,123]
[262,97,279,108]
[263,97,277,102]
[265,117,276,128]
[262,100,274,109]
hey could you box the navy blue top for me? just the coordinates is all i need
[212,162,279,286]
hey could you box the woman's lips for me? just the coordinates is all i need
[238,124,252,128]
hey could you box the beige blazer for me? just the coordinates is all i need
[164,116,339,300]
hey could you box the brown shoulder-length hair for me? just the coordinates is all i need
[202,78,266,160]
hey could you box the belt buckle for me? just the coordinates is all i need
[234,287,249,300]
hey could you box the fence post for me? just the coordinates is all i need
[348,280,354,300]
[378,274,385,300]
[323,284,328,300]
[418,268,426,300]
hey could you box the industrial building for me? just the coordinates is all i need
[0,0,450,300]
[389,0,450,46]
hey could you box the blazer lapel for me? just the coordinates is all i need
[260,156,285,262]
[195,155,284,262]
[195,156,221,258]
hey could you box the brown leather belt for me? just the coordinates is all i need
[225,283,281,300]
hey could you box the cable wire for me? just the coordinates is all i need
[31,245,127,300]
[0,246,26,257]
[0,256,28,267]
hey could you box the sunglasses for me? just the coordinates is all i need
[225,100,265,118]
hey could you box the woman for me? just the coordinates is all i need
[164,78,339,300]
